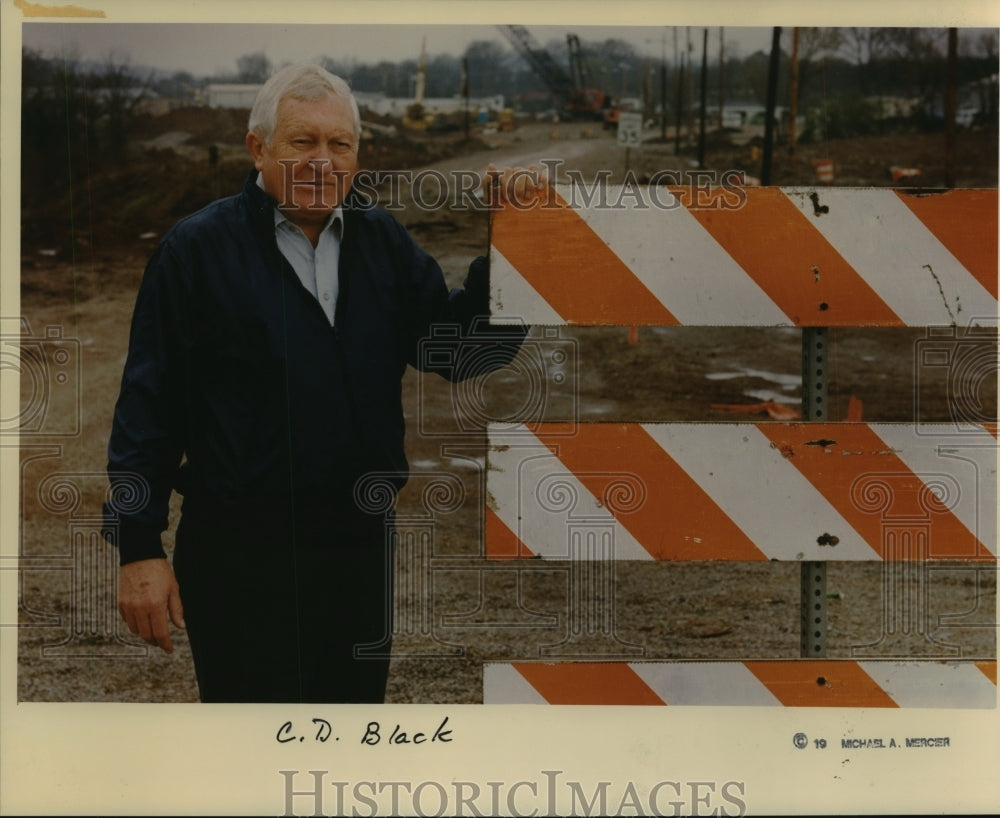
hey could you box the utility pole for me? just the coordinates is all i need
[718,27,724,131]
[461,57,470,142]
[761,26,782,185]
[686,27,694,148]
[789,28,800,156]
[644,58,652,122]
[673,27,683,154]
[660,61,668,141]
[945,28,958,188]
[698,28,708,168]
[674,59,684,154]
[660,29,667,141]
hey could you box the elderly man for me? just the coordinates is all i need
[104,63,531,703]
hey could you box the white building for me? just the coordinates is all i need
[354,91,505,118]
[206,83,262,109]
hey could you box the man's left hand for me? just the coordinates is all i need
[482,163,550,206]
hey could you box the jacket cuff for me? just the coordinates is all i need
[462,255,490,313]
[102,519,168,566]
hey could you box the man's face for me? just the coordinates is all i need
[246,92,358,230]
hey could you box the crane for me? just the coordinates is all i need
[498,25,616,121]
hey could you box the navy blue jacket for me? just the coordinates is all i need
[104,170,523,565]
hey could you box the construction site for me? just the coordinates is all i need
[15,24,999,707]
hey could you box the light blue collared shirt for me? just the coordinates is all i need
[257,173,342,326]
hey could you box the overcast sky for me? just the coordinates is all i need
[21,23,781,78]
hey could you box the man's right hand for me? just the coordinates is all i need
[118,558,186,653]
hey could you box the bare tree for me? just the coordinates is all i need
[236,51,272,83]
[840,28,876,65]
[964,29,998,60]
[95,50,151,159]
[463,40,510,96]
[790,27,843,63]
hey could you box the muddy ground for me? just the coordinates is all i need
[16,117,998,702]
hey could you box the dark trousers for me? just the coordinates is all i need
[173,502,393,703]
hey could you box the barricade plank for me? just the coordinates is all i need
[489,186,998,327]
[483,661,997,707]
[486,422,997,562]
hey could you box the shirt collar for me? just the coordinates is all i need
[256,171,343,236]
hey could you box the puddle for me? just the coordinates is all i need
[582,403,618,417]
[744,388,799,405]
[705,368,800,388]
[707,366,801,405]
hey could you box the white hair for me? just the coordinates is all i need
[248,62,360,146]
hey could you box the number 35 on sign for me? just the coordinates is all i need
[617,112,643,148]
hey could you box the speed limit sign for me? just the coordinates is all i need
[617,112,643,148]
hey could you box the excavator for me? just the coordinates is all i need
[499,25,618,124]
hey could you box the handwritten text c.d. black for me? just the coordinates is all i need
[275,716,454,746]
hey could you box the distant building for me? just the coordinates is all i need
[207,83,261,109]
[723,103,766,127]
[866,96,922,120]
[354,90,505,118]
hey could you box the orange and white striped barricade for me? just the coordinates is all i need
[483,185,997,705]
[813,158,835,183]
[484,421,996,669]
[485,422,997,564]
[484,660,998,708]
[489,186,997,328]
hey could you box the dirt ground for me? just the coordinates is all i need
[16,117,998,702]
